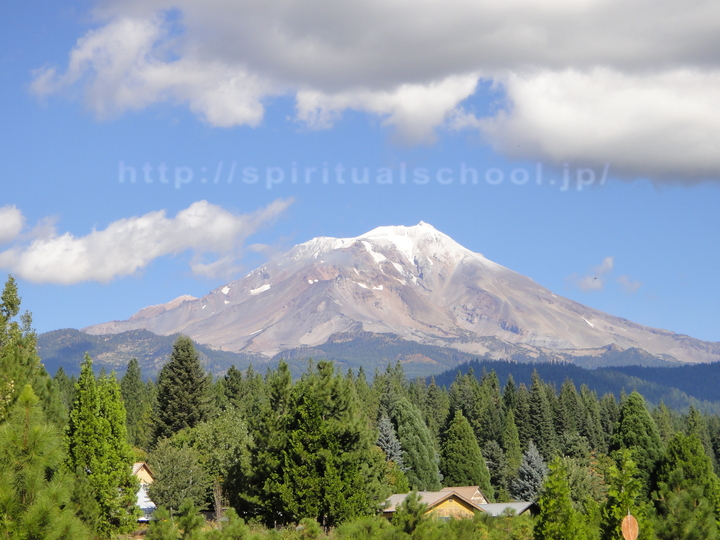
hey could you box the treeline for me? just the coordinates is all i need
[4,273,720,539]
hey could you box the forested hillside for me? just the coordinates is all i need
[5,275,720,539]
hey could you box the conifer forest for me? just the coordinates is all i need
[2,275,719,540]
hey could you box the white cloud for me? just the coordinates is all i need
[0,206,24,245]
[617,275,642,293]
[0,199,293,284]
[476,68,720,181]
[31,0,720,179]
[568,256,614,292]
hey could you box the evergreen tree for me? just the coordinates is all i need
[655,468,718,540]
[377,414,405,469]
[153,336,214,443]
[503,374,518,412]
[54,366,75,413]
[440,410,493,500]
[654,432,719,519]
[555,379,581,438]
[686,407,715,463]
[66,356,139,538]
[423,377,449,447]
[529,372,558,460]
[121,358,153,448]
[274,361,389,527]
[654,402,676,448]
[582,386,606,453]
[239,360,294,521]
[392,490,428,535]
[600,449,654,540]
[514,384,533,450]
[534,457,589,540]
[0,275,64,425]
[484,440,510,500]
[502,408,523,476]
[510,441,548,502]
[390,396,441,491]
[0,385,90,539]
[609,391,662,496]
[477,370,505,448]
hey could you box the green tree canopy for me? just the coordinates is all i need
[0,385,90,539]
[153,336,214,443]
[609,391,662,496]
[66,356,139,538]
[440,409,493,500]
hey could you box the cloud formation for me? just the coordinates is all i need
[617,275,642,294]
[0,206,24,245]
[568,256,614,292]
[0,199,293,284]
[31,0,720,179]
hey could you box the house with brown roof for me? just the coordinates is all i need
[382,486,535,520]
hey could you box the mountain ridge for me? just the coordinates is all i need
[82,222,720,365]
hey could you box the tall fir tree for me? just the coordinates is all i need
[440,410,493,500]
[422,377,449,448]
[686,407,715,463]
[514,384,533,450]
[654,402,676,448]
[609,391,662,496]
[66,356,139,538]
[389,396,442,491]
[121,358,153,448]
[377,414,405,469]
[264,361,389,527]
[529,372,558,460]
[484,440,509,500]
[153,336,214,443]
[0,385,90,539]
[0,275,64,425]
[502,408,523,476]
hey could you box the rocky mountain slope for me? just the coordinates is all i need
[83,222,720,365]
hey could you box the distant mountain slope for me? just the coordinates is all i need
[607,363,720,404]
[37,328,265,378]
[82,222,720,366]
[433,359,720,414]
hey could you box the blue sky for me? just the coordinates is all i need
[1,0,719,344]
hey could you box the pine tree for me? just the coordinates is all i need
[655,467,718,540]
[510,441,548,502]
[529,372,558,460]
[66,355,139,538]
[440,410,493,500]
[0,385,90,539]
[514,384,533,450]
[654,402,675,448]
[503,374,518,412]
[484,440,510,500]
[0,275,64,425]
[609,391,662,496]
[655,432,719,515]
[686,407,715,463]
[502,408,523,476]
[390,396,441,491]
[534,457,589,540]
[275,361,389,526]
[153,336,214,443]
[423,377,449,447]
[121,358,153,448]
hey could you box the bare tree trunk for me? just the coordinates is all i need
[214,478,224,521]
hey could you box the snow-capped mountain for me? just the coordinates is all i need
[83,222,720,364]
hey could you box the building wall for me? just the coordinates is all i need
[427,497,477,519]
